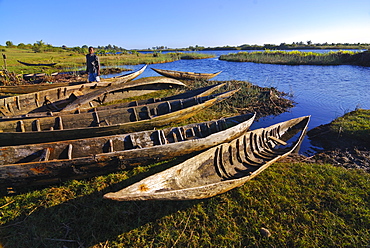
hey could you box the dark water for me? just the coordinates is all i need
[104,50,370,154]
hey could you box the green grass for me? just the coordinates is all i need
[308,109,370,150]
[0,162,369,247]
[0,104,368,248]
[0,48,215,75]
[219,50,365,66]
[330,109,370,144]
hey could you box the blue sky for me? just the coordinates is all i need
[1,0,369,49]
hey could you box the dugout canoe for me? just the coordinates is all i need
[1,83,226,120]
[0,113,255,187]
[103,64,147,82]
[0,65,147,94]
[0,76,185,117]
[17,60,57,66]
[152,68,222,80]
[103,116,310,201]
[0,89,239,146]
[0,81,86,94]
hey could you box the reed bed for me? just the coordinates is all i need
[219,50,362,65]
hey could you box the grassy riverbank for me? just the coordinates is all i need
[310,109,370,149]
[1,161,368,247]
[219,50,370,66]
[0,79,369,247]
[0,47,215,75]
[308,109,370,172]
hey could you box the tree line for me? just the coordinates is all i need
[2,40,369,53]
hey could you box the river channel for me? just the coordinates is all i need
[106,50,370,155]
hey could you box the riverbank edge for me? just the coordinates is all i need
[219,50,370,67]
[307,109,370,172]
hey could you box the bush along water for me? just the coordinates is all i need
[219,50,370,66]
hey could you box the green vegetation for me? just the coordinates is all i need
[331,109,370,142]
[139,41,370,52]
[0,161,368,247]
[309,109,370,150]
[0,47,215,76]
[219,50,370,66]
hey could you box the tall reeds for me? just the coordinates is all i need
[219,50,359,65]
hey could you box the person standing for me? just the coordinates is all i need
[86,46,100,82]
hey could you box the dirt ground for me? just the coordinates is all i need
[307,124,370,172]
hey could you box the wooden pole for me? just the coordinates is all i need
[2,53,7,71]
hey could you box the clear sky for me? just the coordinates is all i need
[1,0,369,49]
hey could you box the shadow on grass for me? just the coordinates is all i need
[0,155,205,247]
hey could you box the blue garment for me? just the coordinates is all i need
[88,73,100,82]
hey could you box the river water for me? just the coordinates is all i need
[105,50,370,154]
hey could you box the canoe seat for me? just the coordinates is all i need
[39,148,50,161]
[138,106,152,120]
[93,111,100,126]
[32,119,41,131]
[108,139,114,153]
[185,128,196,139]
[67,144,73,159]
[125,134,142,149]
[175,127,184,141]
[129,108,139,121]
[16,120,26,132]
[69,90,84,102]
[15,96,21,110]
[193,125,203,138]
[157,130,167,145]
[55,116,63,130]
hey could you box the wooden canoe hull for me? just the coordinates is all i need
[17,60,57,66]
[103,116,310,201]
[0,114,255,187]
[0,83,225,120]
[0,65,147,94]
[152,68,222,80]
[0,89,239,146]
[103,64,147,82]
[0,81,86,94]
[0,76,185,117]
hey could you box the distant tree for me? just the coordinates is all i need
[307,40,312,45]
[263,44,276,49]
[279,43,288,49]
[32,40,46,53]
[5,41,14,47]
[17,43,26,49]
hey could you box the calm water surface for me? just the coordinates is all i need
[106,50,370,154]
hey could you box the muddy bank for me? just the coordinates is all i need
[308,119,370,172]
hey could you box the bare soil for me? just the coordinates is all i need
[307,124,370,172]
